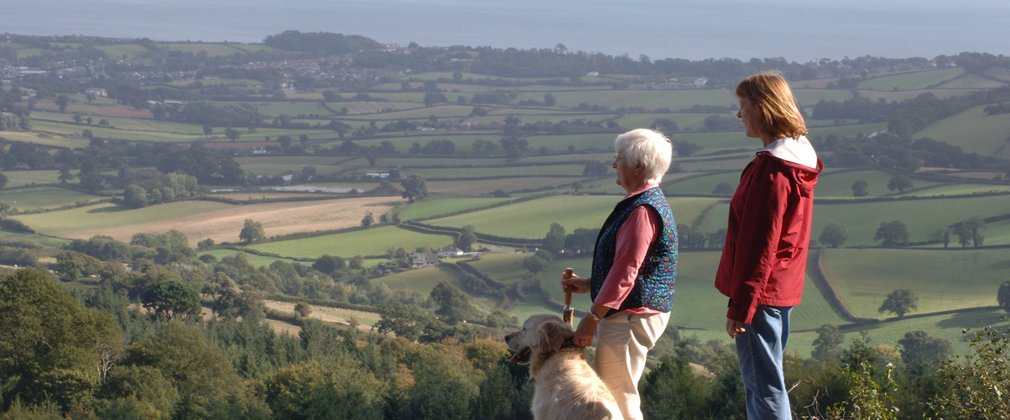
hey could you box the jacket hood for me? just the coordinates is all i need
[763,135,818,168]
[758,152,822,198]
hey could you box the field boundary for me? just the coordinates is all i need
[808,248,875,323]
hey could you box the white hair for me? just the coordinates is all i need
[614,128,673,183]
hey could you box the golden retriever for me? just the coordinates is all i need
[505,314,623,420]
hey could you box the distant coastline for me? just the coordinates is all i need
[3,0,1009,62]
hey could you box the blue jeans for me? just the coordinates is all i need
[736,305,792,420]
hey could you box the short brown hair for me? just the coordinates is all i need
[736,72,807,139]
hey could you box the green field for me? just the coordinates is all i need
[463,253,529,286]
[857,89,977,101]
[398,197,513,220]
[535,252,848,332]
[1,170,63,188]
[820,248,1010,319]
[339,133,502,154]
[158,42,248,56]
[615,113,715,132]
[342,105,475,120]
[518,89,736,109]
[0,187,104,211]
[664,172,741,195]
[235,155,352,176]
[229,101,334,117]
[783,308,1010,358]
[915,105,1010,158]
[426,177,574,195]
[858,68,965,91]
[935,74,1008,89]
[908,183,1010,196]
[248,225,454,259]
[426,195,722,239]
[814,169,945,198]
[404,164,587,178]
[816,194,1010,245]
[695,194,1010,246]
[200,249,306,267]
[370,264,499,311]
[95,44,151,60]
[0,230,69,248]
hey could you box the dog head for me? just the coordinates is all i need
[504,314,574,367]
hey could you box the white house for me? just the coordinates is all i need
[436,246,464,258]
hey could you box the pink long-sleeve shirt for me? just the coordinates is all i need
[594,183,663,315]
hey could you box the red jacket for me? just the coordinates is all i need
[715,152,822,324]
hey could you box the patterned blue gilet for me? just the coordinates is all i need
[590,186,678,312]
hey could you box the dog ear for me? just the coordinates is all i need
[537,320,572,352]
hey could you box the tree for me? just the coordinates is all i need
[952,217,985,248]
[457,225,478,252]
[375,303,443,342]
[641,354,707,419]
[879,289,918,318]
[55,251,103,282]
[202,124,213,135]
[361,211,374,227]
[423,91,447,107]
[430,281,474,324]
[239,219,265,243]
[819,223,849,248]
[998,281,1010,313]
[322,90,341,102]
[123,184,148,208]
[543,93,556,107]
[58,167,74,184]
[521,254,549,274]
[141,280,201,321]
[543,223,566,255]
[294,302,312,318]
[582,160,609,176]
[55,94,70,113]
[204,272,243,320]
[812,324,844,362]
[712,182,734,195]
[565,228,599,254]
[887,175,913,193]
[874,220,909,247]
[100,365,180,418]
[898,330,952,374]
[263,360,385,420]
[401,175,429,203]
[122,322,266,418]
[651,117,679,134]
[852,180,869,197]
[224,126,240,142]
[313,255,346,274]
[0,172,7,190]
[499,136,528,161]
[0,269,123,411]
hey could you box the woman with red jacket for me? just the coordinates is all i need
[715,72,822,420]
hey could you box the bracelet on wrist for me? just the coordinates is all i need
[587,311,601,321]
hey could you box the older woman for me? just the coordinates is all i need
[561,128,677,420]
[716,72,822,419]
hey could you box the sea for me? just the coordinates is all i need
[3,0,1010,62]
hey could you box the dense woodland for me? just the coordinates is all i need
[2,31,1010,418]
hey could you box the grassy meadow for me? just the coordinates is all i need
[3,60,1009,358]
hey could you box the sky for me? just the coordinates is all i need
[3,0,1009,61]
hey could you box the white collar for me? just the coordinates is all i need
[762,136,818,169]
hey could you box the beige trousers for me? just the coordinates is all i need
[595,311,671,420]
